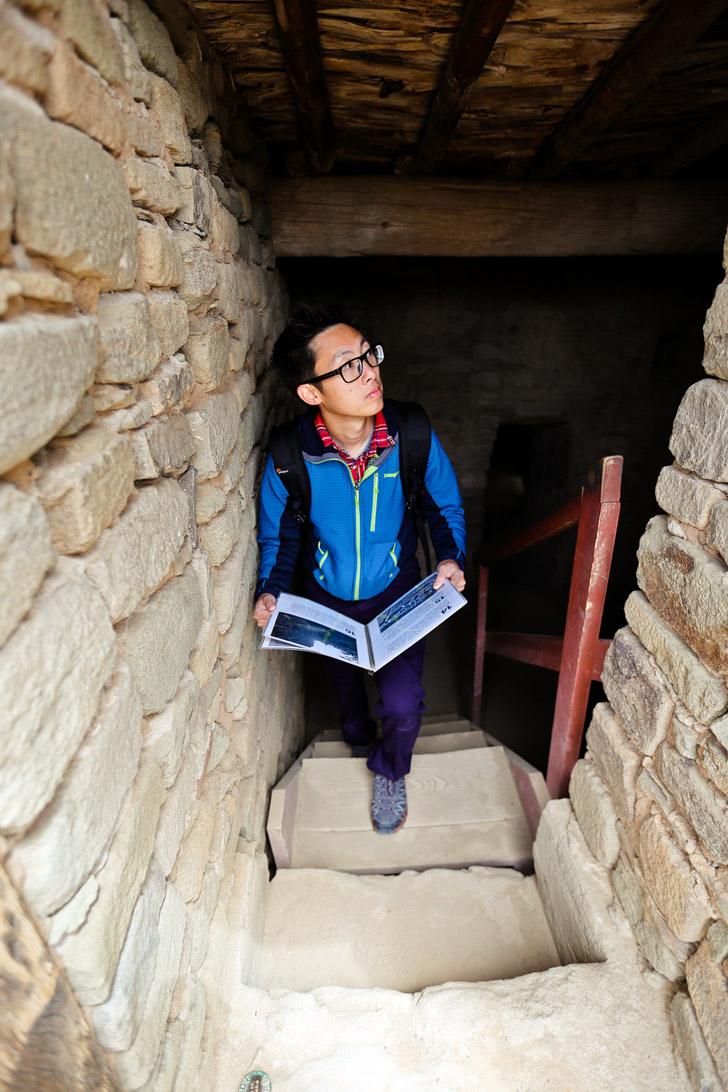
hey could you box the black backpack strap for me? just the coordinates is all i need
[393,401,433,572]
[268,416,310,525]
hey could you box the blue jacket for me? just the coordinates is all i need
[256,400,466,602]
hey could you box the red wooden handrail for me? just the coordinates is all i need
[472,455,622,799]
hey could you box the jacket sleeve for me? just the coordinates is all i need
[421,429,466,568]
[255,452,303,599]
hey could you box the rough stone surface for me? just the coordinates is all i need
[655,742,728,864]
[612,855,686,981]
[185,315,230,392]
[686,940,728,1086]
[167,977,206,1092]
[624,590,728,725]
[0,3,53,95]
[198,491,243,568]
[130,413,195,479]
[703,282,728,382]
[175,231,217,308]
[127,0,178,85]
[137,223,183,288]
[0,315,98,473]
[186,390,240,479]
[568,759,620,868]
[110,15,150,102]
[91,859,166,1052]
[637,515,728,676]
[0,483,54,648]
[84,478,189,622]
[655,465,725,529]
[671,992,723,1092]
[699,735,728,797]
[122,156,183,216]
[33,424,135,554]
[0,87,136,288]
[671,379,728,482]
[53,0,125,87]
[639,812,713,944]
[153,745,200,878]
[602,627,674,756]
[174,166,213,234]
[47,874,99,947]
[46,42,124,154]
[97,292,162,384]
[137,1019,183,1092]
[585,702,643,826]
[148,72,191,164]
[14,661,142,917]
[145,670,200,789]
[213,538,246,635]
[0,561,116,834]
[146,292,190,358]
[706,499,728,567]
[116,562,204,714]
[58,751,164,1006]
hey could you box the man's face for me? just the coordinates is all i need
[300,323,384,419]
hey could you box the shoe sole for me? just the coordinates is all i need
[372,806,407,835]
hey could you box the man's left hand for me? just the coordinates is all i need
[433,559,466,592]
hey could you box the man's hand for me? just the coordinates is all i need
[433,559,466,592]
[253,593,277,630]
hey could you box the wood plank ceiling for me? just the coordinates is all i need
[189,0,728,179]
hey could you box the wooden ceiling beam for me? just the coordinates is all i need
[530,0,728,180]
[653,109,728,176]
[268,176,727,257]
[272,0,335,173]
[412,0,517,174]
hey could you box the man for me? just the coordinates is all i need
[253,304,466,834]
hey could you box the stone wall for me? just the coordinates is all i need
[0,1,304,1089]
[570,232,728,1092]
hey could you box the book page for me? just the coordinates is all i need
[261,593,370,667]
[367,572,466,670]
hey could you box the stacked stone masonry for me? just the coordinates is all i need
[0,2,304,1089]
[572,228,728,1092]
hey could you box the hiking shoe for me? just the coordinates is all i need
[371,774,407,834]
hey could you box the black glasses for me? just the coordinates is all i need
[310,344,384,385]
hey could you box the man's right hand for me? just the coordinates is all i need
[253,593,277,630]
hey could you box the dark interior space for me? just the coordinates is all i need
[282,251,721,769]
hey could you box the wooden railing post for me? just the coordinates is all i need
[471,564,489,725]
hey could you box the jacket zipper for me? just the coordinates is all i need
[370,472,379,533]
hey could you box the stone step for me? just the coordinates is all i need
[259,865,561,992]
[311,729,489,758]
[267,746,534,873]
[318,715,476,742]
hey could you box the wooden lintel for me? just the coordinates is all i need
[272,0,335,173]
[268,176,728,257]
[413,0,516,174]
[530,0,728,180]
[654,109,728,177]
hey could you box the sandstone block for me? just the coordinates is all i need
[187,867,219,975]
[122,156,183,215]
[185,315,229,391]
[612,856,686,980]
[655,742,728,864]
[103,400,153,432]
[195,482,226,525]
[0,484,54,648]
[117,563,203,714]
[0,314,98,473]
[93,383,136,414]
[148,72,191,164]
[189,612,219,688]
[673,708,705,761]
[637,515,728,676]
[0,142,14,259]
[568,759,619,868]
[137,223,183,288]
[91,859,166,1052]
[0,561,116,833]
[15,661,143,917]
[130,414,195,479]
[33,424,134,554]
[239,447,262,510]
[110,880,186,1089]
[639,812,713,944]
[671,992,723,1092]
[0,3,53,95]
[54,0,124,86]
[655,465,725,529]
[145,670,200,788]
[175,58,207,137]
[122,100,165,158]
[84,478,188,622]
[166,977,206,1091]
[213,538,246,635]
[198,491,243,568]
[624,590,728,725]
[58,751,163,1005]
[671,379,728,482]
[110,15,150,102]
[707,919,728,962]
[686,940,728,1085]
[186,390,240,480]
[703,282,728,381]
[602,627,674,756]
[585,702,642,825]
[0,87,136,287]
[706,499,728,567]
[146,292,189,358]
[46,42,124,154]
[153,745,200,877]
[127,0,178,85]
[170,797,216,904]
[699,735,728,797]
[212,262,243,325]
[139,356,194,416]
[219,588,247,671]
[175,232,217,308]
[47,874,99,947]
[97,292,161,384]
[138,1018,183,1092]
[173,166,213,235]
[211,202,240,258]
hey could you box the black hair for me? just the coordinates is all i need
[270,302,358,393]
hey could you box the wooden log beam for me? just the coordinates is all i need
[268,176,728,257]
[272,0,335,173]
[530,0,728,180]
[653,109,728,176]
[412,0,516,174]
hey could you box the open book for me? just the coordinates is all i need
[260,571,466,671]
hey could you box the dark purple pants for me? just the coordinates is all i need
[303,561,426,781]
